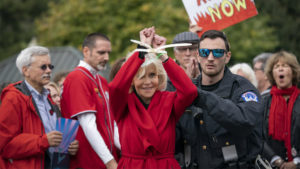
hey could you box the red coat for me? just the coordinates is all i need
[0,81,53,169]
[109,52,198,169]
[61,66,118,169]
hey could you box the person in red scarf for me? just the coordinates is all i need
[262,51,300,169]
[109,27,198,169]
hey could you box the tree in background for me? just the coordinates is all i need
[35,0,279,64]
[224,14,279,65]
[2,0,297,64]
[255,0,300,60]
[36,0,190,62]
[0,0,50,61]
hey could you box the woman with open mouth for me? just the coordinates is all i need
[262,51,300,169]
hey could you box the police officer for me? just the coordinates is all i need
[173,30,264,169]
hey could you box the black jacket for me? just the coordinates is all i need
[262,93,300,168]
[170,67,264,169]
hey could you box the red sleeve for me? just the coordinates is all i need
[0,155,5,169]
[0,92,49,159]
[2,134,49,159]
[163,58,198,121]
[61,71,96,118]
[109,52,144,122]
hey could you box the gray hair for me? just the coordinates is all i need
[252,53,272,72]
[16,46,50,74]
[230,63,258,87]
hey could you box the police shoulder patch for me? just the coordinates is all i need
[241,92,258,102]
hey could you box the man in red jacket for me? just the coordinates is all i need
[0,46,78,169]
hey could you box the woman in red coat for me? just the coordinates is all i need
[109,27,198,169]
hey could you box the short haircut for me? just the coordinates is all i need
[230,63,257,87]
[252,53,272,72]
[16,46,50,74]
[82,32,110,49]
[130,53,167,93]
[265,51,300,86]
[199,30,230,51]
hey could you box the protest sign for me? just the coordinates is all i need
[182,0,258,35]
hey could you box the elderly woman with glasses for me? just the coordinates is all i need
[262,51,300,169]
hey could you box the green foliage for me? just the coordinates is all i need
[3,0,296,65]
[255,0,300,60]
[0,0,49,61]
[36,0,189,61]
[224,14,279,66]
[36,0,280,64]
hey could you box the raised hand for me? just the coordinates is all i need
[152,34,166,49]
[189,23,202,34]
[185,57,200,79]
[139,26,155,46]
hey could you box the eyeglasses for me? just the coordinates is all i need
[175,46,198,53]
[40,64,54,70]
[199,49,227,58]
[253,68,263,72]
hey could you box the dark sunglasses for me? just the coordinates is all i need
[199,49,227,58]
[40,64,54,70]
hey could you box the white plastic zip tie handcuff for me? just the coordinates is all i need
[130,39,192,54]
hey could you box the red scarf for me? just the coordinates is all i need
[269,85,300,161]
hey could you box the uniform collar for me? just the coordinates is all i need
[198,66,234,98]
[78,60,98,78]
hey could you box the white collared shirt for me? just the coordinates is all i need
[78,60,98,78]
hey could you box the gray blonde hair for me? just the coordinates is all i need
[129,53,167,93]
[45,81,60,94]
[16,46,50,74]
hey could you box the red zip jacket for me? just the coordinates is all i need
[109,52,198,169]
[0,81,57,169]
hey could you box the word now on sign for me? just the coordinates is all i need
[182,0,258,35]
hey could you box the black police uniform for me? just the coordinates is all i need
[169,67,264,169]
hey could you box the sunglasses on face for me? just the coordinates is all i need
[40,64,54,70]
[198,49,227,58]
